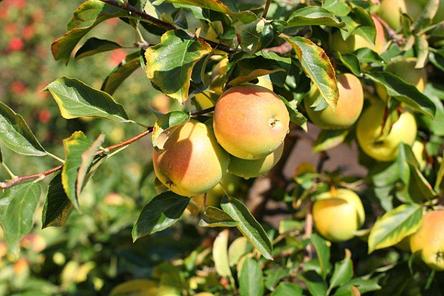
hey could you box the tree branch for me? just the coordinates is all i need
[0,127,154,190]
[100,0,235,53]
[262,0,272,18]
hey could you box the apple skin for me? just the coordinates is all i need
[330,16,386,54]
[410,211,444,271]
[356,102,417,162]
[213,85,290,160]
[313,189,365,242]
[304,73,364,130]
[377,0,422,30]
[153,120,230,197]
[228,143,284,179]
[376,58,427,101]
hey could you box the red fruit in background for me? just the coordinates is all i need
[5,23,17,35]
[9,0,26,9]
[108,49,126,66]
[8,38,24,52]
[10,81,26,94]
[23,25,35,40]
[38,109,51,123]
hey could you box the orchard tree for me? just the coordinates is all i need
[0,0,444,295]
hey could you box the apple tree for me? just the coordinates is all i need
[0,0,444,294]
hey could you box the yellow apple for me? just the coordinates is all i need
[377,0,422,30]
[213,85,290,160]
[304,73,364,130]
[313,189,365,242]
[356,102,417,161]
[410,210,444,270]
[153,120,230,197]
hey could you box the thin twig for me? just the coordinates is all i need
[0,127,153,190]
[262,0,272,18]
[190,107,215,116]
[100,0,235,53]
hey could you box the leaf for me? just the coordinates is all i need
[213,230,232,277]
[281,34,338,109]
[368,204,423,253]
[229,237,253,266]
[365,72,436,116]
[239,257,264,296]
[52,0,127,62]
[329,250,353,291]
[280,97,307,128]
[286,7,344,28]
[75,37,122,59]
[0,101,46,156]
[235,19,274,54]
[313,129,349,152]
[102,52,141,95]
[76,134,105,198]
[415,35,429,69]
[42,173,73,228]
[109,279,158,296]
[61,131,93,209]
[132,191,189,241]
[271,283,303,296]
[145,30,212,102]
[165,0,232,13]
[2,183,42,248]
[264,267,289,290]
[156,111,190,130]
[302,271,328,296]
[199,206,238,228]
[221,197,273,260]
[311,234,331,280]
[46,77,129,122]
[336,52,361,76]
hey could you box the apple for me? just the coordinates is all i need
[153,120,230,197]
[312,188,365,242]
[377,0,422,30]
[356,102,417,161]
[213,85,290,160]
[304,73,364,130]
[410,210,444,270]
[376,58,427,102]
[330,16,386,54]
[228,143,284,179]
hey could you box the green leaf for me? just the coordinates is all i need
[76,134,105,198]
[239,258,264,296]
[271,283,303,296]
[199,206,238,228]
[365,72,436,116]
[0,101,46,156]
[165,0,232,13]
[280,97,307,128]
[132,191,189,241]
[313,129,349,152]
[336,52,361,76]
[301,271,328,296]
[213,229,232,277]
[322,0,351,16]
[264,267,289,290]
[311,234,331,279]
[102,52,141,95]
[1,183,42,248]
[221,197,273,260]
[235,19,274,54]
[156,111,190,130]
[229,237,253,266]
[62,131,93,209]
[145,30,212,102]
[286,7,344,28]
[75,37,121,59]
[42,173,73,228]
[281,34,338,109]
[368,204,423,253]
[52,0,127,62]
[46,77,130,122]
[329,250,353,291]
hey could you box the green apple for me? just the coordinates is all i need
[377,0,422,30]
[304,73,364,129]
[228,143,284,179]
[313,189,365,242]
[356,102,417,162]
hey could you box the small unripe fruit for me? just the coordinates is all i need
[213,85,290,160]
[313,189,365,242]
[330,16,386,54]
[356,102,417,162]
[410,211,444,271]
[153,120,230,197]
[304,73,364,130]
[377,0,422,30]
[228,144,284,179]
[376,58,427,101]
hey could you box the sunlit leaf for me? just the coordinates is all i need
[213,229,232,277]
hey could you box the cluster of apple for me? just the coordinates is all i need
[152,85,290,197]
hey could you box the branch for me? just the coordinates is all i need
[0,127,154,190]
[100,0,235,53]
[262,0,272,18]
